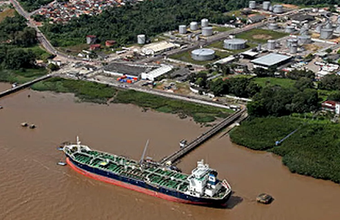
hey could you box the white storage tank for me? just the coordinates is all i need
[179,25,187,34]
[320,28,333,39]
[249,1,256,9]
[223,38,247,50]
[201,19,209,28]
[191,48,215,61]
[257,44,262,51]
[273,5,283,14]
[268,23,278,30]
[202,27,213,36]
[286,38,298,48]
[334,25,340,34]
[137,34,146,45]
[190,22,198,31]
[289,44,298,54]
[315,24,322,33]
[298,35,312,45]
[267,39,276,50]
[263,1,270,10]
[285,25,295,33]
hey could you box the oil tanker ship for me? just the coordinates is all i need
[63,137,232,207]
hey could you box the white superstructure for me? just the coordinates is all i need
[186,160,231,197]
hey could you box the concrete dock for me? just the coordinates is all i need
[0,74,52,98]
[160,108,246,165]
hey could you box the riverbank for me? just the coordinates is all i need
[31,77,232,123]
[229,116,340,183]
[0,67,47,84]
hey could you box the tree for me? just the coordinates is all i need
[48,63,59,71]
[327,91,340,102]
[290,89,319,113]
[14,27,37,47]
[325,48,333,53]
[319,75,340,90]
[286,69,315,80]
[209,78,228,96]
[4,49,36,69]
[294,77,314,91]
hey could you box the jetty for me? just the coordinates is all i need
[0,74,52,98]
[160,108,246,165]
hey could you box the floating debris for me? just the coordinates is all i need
[57,146,64,151]
[29,124,36,129]
[256,193,273,204]
[57,161,67,166]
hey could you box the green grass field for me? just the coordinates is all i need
[212,26,233,33]
[0,8,15,23]
[23,45,52,60]
[236,28,288,43]
[0,68,48,84]
[113,90,233,123]
[253,77,295,88]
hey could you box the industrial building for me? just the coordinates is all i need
[103,63,153,79]
[141,41,178,55]
[224,39,247,50]
[241,50,259,59]
[248,14,266,24]
[251,53,292,69]
[191,48,215,61]
[290,14,314,26]
[103,63,173,82]
[141,64,173,81]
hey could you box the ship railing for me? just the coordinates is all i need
[222,179,231,190]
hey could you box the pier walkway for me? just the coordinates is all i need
[0,74,52,98]
[160,108,246,165]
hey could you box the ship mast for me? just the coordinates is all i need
[139,139,149,165]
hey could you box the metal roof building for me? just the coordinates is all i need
[251,53,292,69]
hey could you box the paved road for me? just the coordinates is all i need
[10,0,80,61]
[83,77,232,109]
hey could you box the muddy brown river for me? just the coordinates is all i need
[0,83,339,220]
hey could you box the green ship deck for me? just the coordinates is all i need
[68,148,190,192]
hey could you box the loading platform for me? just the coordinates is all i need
[0,74,52,99]
[159,108,246,165]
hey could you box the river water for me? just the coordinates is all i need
[0,83,339,220]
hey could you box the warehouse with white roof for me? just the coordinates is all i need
[251,53,292,69]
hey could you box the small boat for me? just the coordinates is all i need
[57,161,67,166]
[256,193,273,204]
[0,106,3,109]
[57,146,64,151]
[21,122,28,127]
[29,124,36,129]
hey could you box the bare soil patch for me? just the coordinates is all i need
[252,34,272,40]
